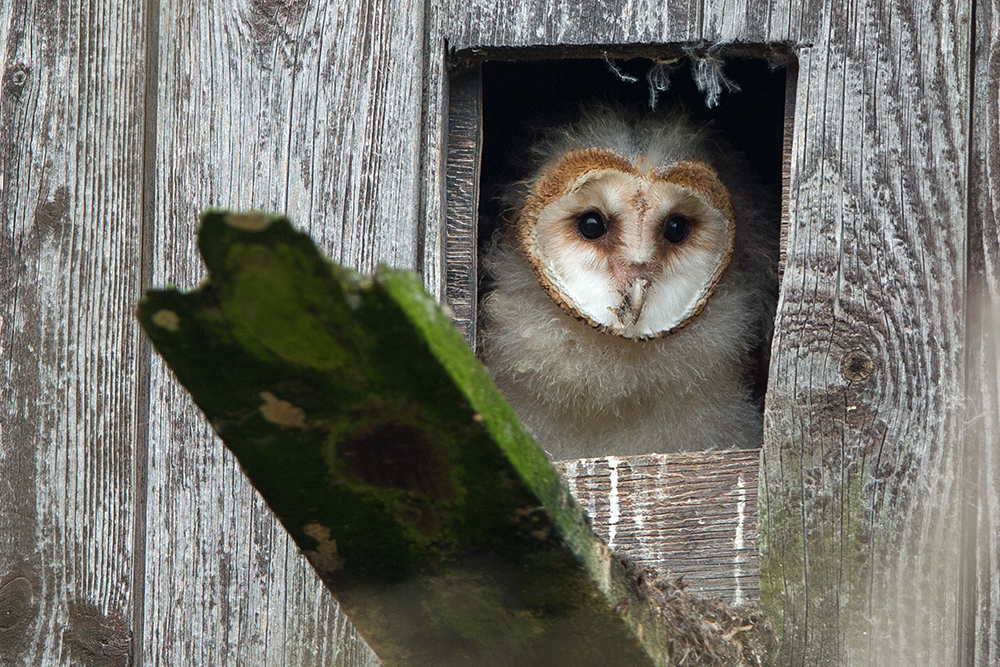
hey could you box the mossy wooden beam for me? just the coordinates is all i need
[137,211,672,667]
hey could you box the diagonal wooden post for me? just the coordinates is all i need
[137,210,781,667]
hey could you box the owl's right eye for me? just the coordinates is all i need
[576,211,607,240]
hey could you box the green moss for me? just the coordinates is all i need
[759,438,874,666]
[137,211,657,667]
[377,269,592,566]
[222,243,353,371]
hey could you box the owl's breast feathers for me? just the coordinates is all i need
[479,242,763,458]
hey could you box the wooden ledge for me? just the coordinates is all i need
[557,448,760,605]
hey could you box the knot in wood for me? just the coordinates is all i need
[339,421,452,499]
[840,349,875,382]
[0,577,33,630]
[4,65,29,99]
[9,67,27,87]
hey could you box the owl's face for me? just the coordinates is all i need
[516,148,737,339]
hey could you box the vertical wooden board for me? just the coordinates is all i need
[277,0,426,272]
[444,66,481,344]
[968,0,1000,663]
[0,0,145,663]
[146,0,425,663]
[153,0,424,273]
[420,8,448,302]
[760,0,970,664]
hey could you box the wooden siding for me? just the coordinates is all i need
[142,0,427,662]
[1,0,994,665]
[436,2,975,666]
[0,0,147,663]
[969,0,1000,663]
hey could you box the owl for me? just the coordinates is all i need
[479,105,777,460]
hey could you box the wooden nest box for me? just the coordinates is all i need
[435,11,996,666]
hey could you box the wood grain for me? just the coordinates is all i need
[558,450,761,606]
[419,4,447,303]
[441,0,704,52]
[761,3,970,664]
[968,0,1000,663]
[433,2,979,667]
[0,0,146,663]
[1,0,990,664]
[444,66,481,344]
[143,0,427,662]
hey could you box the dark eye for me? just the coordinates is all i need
[663,215,691,244]
[576,211,607,240]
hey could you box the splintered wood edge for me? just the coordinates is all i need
[556,448,760,606]
[444,65,482,345]
[778,59,798,281]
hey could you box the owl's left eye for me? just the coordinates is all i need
[576,211,607,240]
[663,215,692,244]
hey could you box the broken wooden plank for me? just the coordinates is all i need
[558,450,760,606]
[137,210,669,667]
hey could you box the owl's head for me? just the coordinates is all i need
[512,125,738,340]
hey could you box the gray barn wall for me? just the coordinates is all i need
[1,0,997,664]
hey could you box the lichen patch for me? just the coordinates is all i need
[152,309,181,332]
[302,523,345,576]
[345,293,362,311]
[225,212,272,231]
[259,391,307,428]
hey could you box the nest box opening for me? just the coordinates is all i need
[446,51,793,431]
[443,49,796,602]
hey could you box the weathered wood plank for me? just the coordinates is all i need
[760,1,970,664]
[558,450,760,606]
[441,0,704,51]
[968,0,1000,663]
[778,61,798,279]
[139,212,669,667]
[146,0,427,662]
[433,2,975,667]
[419,2,449,304]
[700,0,809,44]
[444,66,481,344]
[438,0,827,53]
[0,0,146,663]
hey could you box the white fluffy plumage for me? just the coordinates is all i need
[479,105,777,460]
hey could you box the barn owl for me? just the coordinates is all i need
[479,105,776,460]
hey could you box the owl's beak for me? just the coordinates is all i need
[611,277,650,327]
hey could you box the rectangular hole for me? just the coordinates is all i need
[447,49,794,455]
[445,49,798,604]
